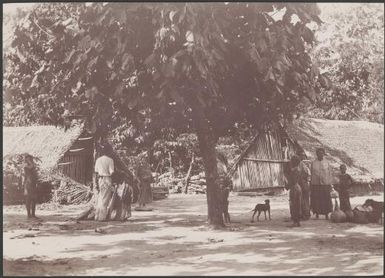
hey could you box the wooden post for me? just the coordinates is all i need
[168,152,174,178]
[92,137,98,192]
[184,153,195,194]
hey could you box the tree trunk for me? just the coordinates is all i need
[192,107,224,228]
[184,153,195,194]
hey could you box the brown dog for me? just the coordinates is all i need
[251,199,271,222]
[363,199,384,224]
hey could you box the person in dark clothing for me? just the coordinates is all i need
[336,164,353,213]
[297,150,311,220]
[286,155,302,227]
[136,159,153,209]
[220,182,231,224]
[217,152,232,224]
[23,154,38,219]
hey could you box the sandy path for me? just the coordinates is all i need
[3,193,384,276]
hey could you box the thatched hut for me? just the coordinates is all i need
[229,118,384,194]
[4,123,93,183]
[286,118,384,195]
[228,122,298,192]
[3,122,135,204]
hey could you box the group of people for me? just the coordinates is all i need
[93,145,153,221]
[286,147,353,227]
[21,144,153,221]
[21,144,353,226]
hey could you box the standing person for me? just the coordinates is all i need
[219,174,232,224]
[310,148,333,220]
[94,144,115,221]
[220,184,231,224]
[336,164,353,213]
[23,154,38,219]
[286,155,302,227]
[217,152,232,224]
[297,150,311,220]
[136,156,153,210]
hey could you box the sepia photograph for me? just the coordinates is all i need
[2,2,384,276]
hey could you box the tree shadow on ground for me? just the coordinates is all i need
[3,195,383,276]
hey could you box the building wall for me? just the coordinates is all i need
[58,132,94,184]
[232,129,298,192]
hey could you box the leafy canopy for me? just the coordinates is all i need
[4,3,326,141]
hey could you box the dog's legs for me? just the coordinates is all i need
[257,211,261,221]
[268,209,271,220]
[251,210,257,223]
[264,211,267,220]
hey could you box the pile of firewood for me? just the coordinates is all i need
[152,171,207,194]
[52,177,93,205]
[154,172,184,194]
[187,172,206,194]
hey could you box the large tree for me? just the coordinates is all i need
[4,2,325,227]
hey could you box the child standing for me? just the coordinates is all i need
[220,182,231,224]
[23,154,38,219]
[217,152,232,224]
[337,164,353,213]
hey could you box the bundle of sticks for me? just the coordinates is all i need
[52,177,93,205]
[187,173,207,194]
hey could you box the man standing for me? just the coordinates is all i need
[298,150,311,220]
[94,144,115,221]
[286,155,302,227]
[310,148,333,220]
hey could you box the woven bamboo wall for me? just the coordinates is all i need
[58,132,94,185]
[232,129,298,192]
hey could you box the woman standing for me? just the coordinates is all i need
[310,148,333,220]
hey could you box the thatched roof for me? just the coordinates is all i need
[3,123,84,172]
[286,118,384,183]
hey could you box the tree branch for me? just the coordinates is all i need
[344,104,363,120]
[31,15,55,38]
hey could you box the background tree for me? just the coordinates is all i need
[4,2,325,227]
[309,3,384,123]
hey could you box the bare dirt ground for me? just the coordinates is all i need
[3,193,384,276]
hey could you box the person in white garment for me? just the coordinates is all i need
[94,144,115,221]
